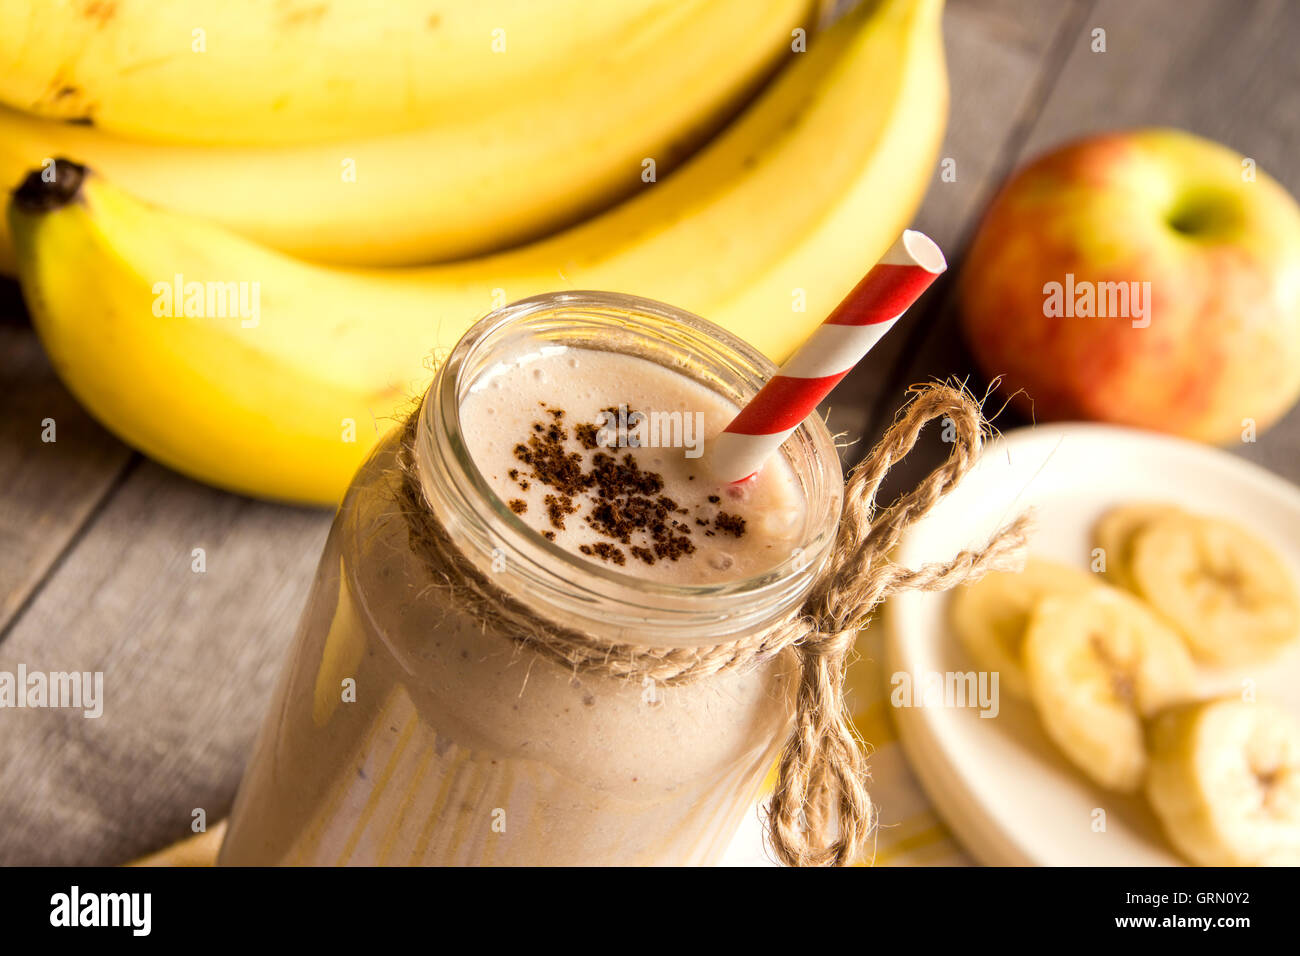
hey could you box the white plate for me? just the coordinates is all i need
[885,422,1300,866]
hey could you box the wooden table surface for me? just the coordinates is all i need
[3,0,1299,865]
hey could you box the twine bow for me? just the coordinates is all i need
[766,383,1030,866]
[395,382,1030,867]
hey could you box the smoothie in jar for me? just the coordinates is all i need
[219,292,843,865]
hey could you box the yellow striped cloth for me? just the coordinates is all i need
[844,624,970,867]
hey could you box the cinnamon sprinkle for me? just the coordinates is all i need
[506,405,744,566]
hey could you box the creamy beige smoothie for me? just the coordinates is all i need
[219,295,840,866]
[462,346,805,583]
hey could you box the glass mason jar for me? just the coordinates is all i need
[219,292,844,866]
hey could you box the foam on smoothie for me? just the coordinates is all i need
[460,346,806,584]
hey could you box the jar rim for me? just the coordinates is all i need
[415,291,844,646]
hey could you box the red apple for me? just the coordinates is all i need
[960,128,1300,443]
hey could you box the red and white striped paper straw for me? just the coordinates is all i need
[711,230,946,483]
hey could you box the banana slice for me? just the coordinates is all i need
[1023,588,1195,793]
[1092,503,1184,592]
[949,558,1097,698]
[1130,514,1300,666]
[1146,698,1300,866]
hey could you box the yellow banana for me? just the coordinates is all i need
[9,0,947,506]
[0,0,706,145]
[0,0,813,271]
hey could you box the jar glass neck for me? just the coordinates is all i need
[413,292,843,648]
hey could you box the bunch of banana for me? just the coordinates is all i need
[0,0,815,269]
[7,0,950,504]
[0,0,808,145]
[1095,505,1300,665]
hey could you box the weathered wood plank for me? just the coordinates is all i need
[862,0,1300,488]
[0,284,134,629]
[0,461,330,865]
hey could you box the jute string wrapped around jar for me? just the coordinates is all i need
[395,382,1030,867]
